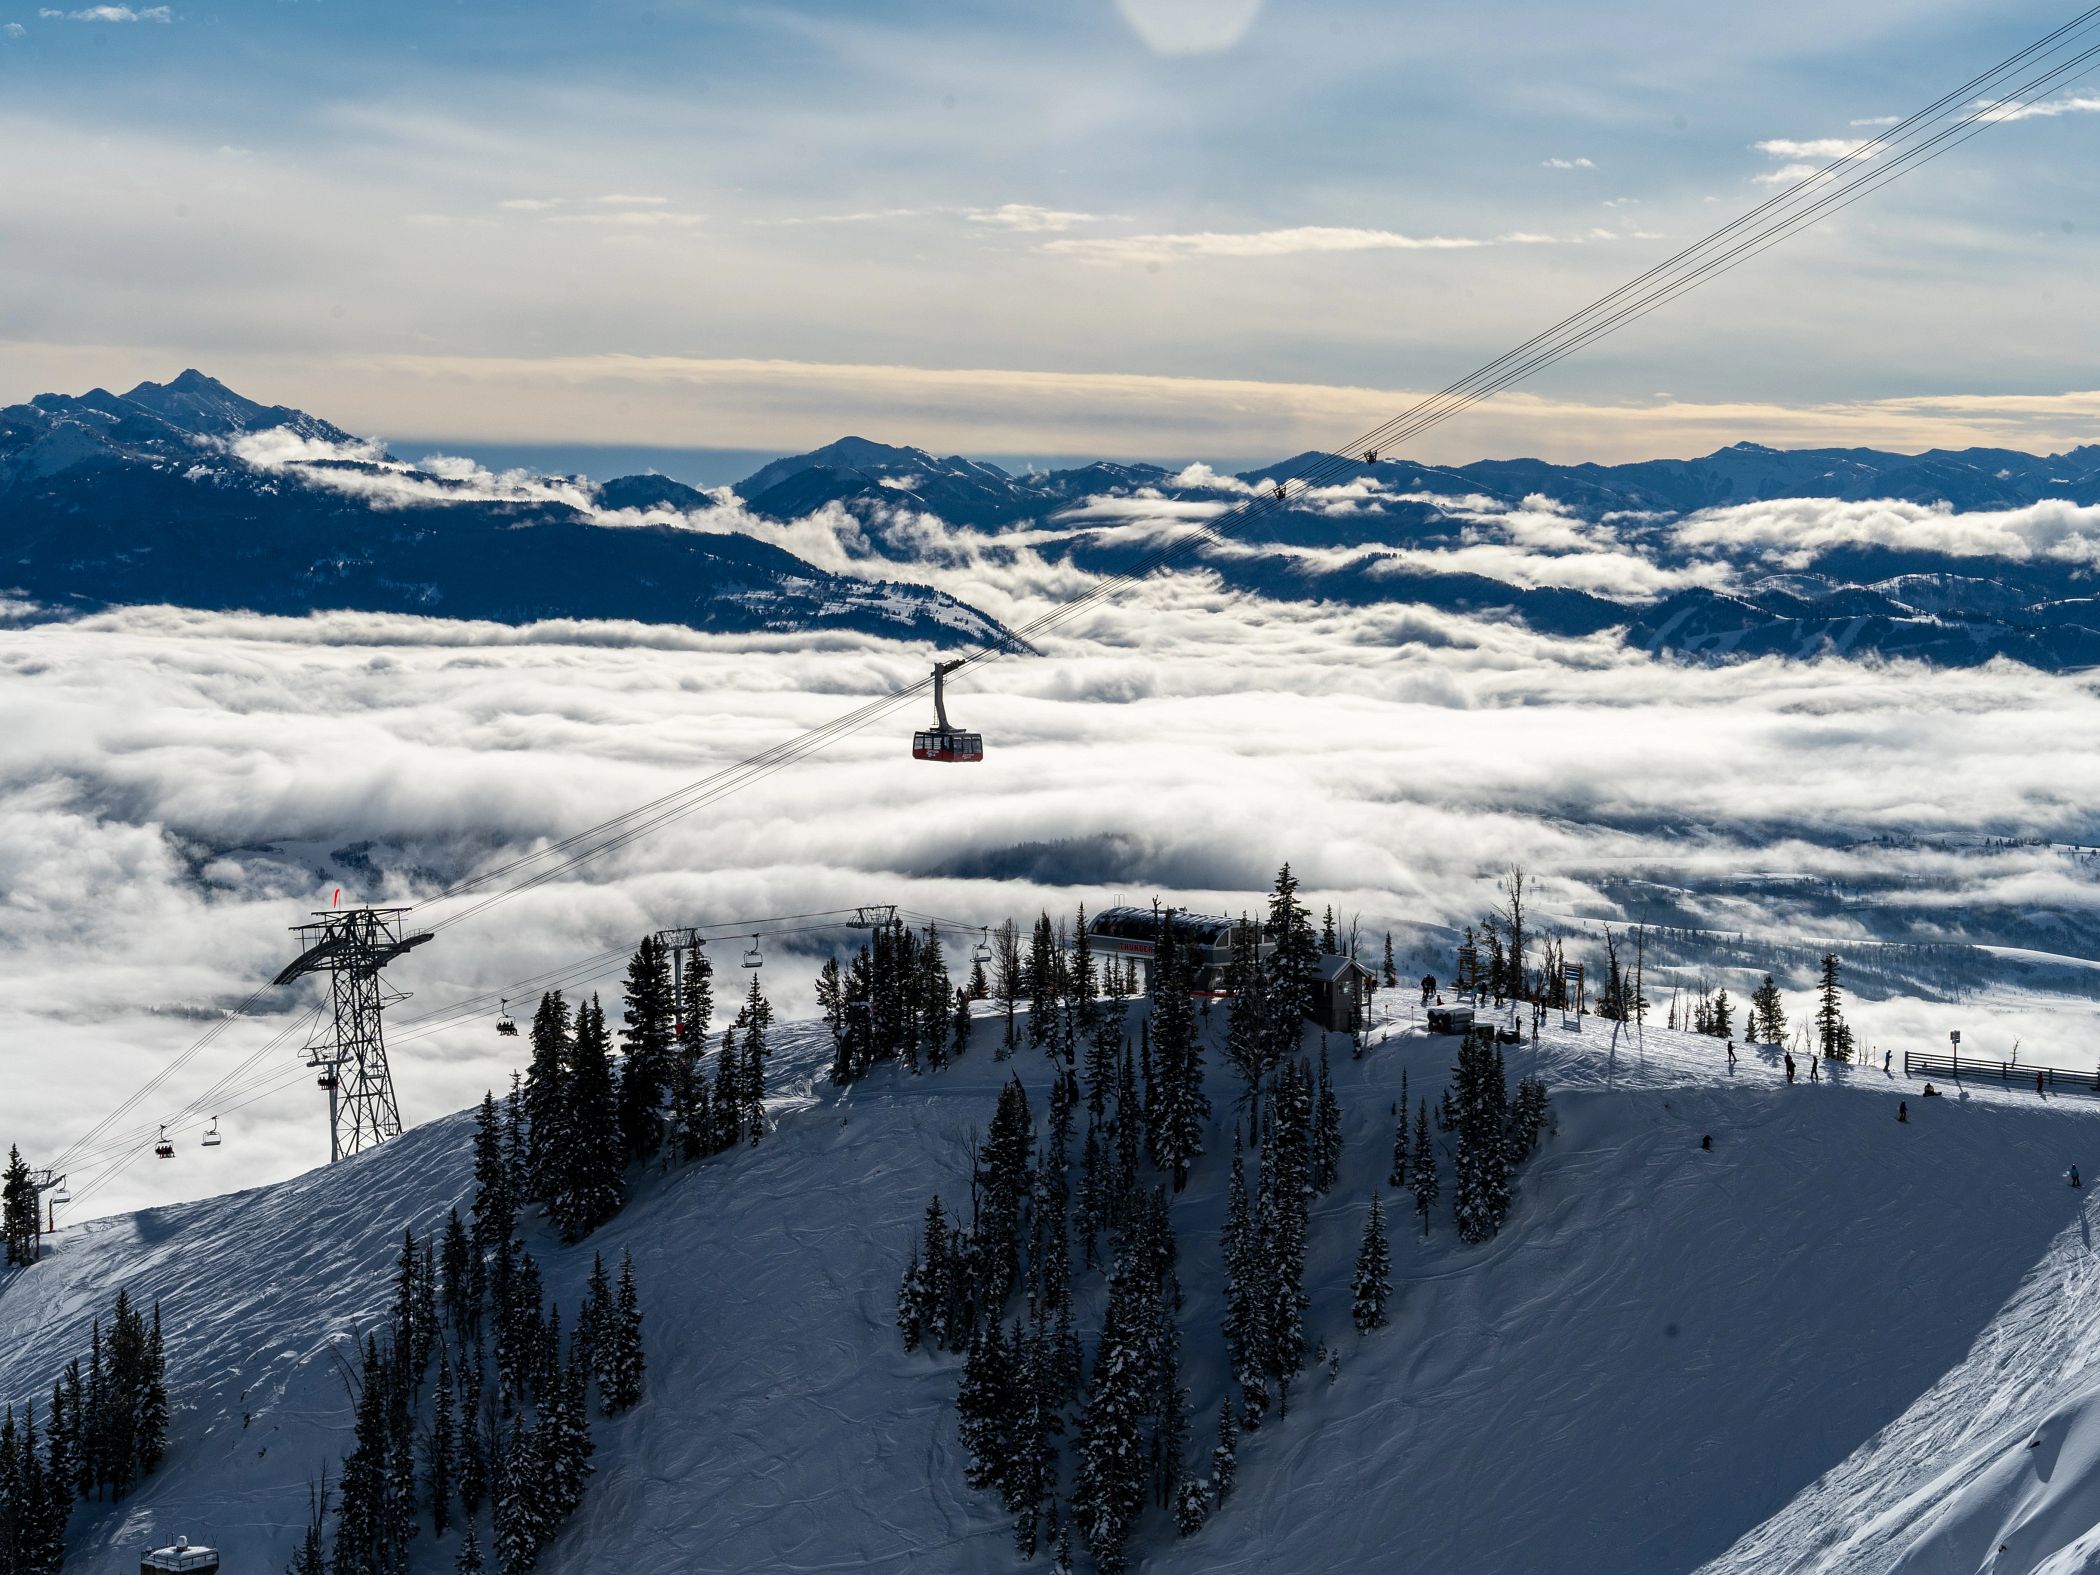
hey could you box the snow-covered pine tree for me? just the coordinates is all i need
[711,1023,741,1151]
[1068,902,1099,1050]
[735,977,771,1142]
[1453,1037,1503,1243]
[617,932,675,1160]
[974,1077,1034,1313]
[602,1252,645,1414]
[1411,1099,1438,1238]
[1509,1074,1551,1163]
[428,1345,456,1537]
[521,992,571,1200]
[1382,931,1398,988]
[1210,1399,1238,1505]
[1221,1127,1269,1430]
[918,925,952,1072]
[1388,1070,1410,1188]
[1258,1061,1313,1414]
[1352,1194,1392,1332]
[471,1091,518,1260]
[1748,973,1785,1045]
[956,1318,1011,1495]
[1222,914,1273,1143]
[1072,1247,1153,1575]
[1816,953,1852,1060]
[492,1412,542,1575]
[1111,1041,1144,1231]
[1151,946,1209,1192]
[895,1239,927,1353]
[441,1206,476,1349]
[1263,865,1318,1067]
[3,1144,39,1265]
[1026,913,1058,1058]
[1174,1471,1209,1536]
[1310,1041,1342,1195]
[549,996,624,1242]
[455,1523,485,1575]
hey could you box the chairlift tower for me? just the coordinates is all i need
[274,907,431,1164]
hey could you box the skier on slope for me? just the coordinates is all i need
[1785,1052,1796,1084]
[1809,1053,1820,1083]
[1726,1041,1737,1072]
[2072,1165,2082,1189]
[2038,1070,2048,1097]
[1883,1048,1892,1074]
[1898,1100,1908,1123]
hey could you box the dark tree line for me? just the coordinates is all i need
[818,919,961,1084]
[312,1206,644,1575]
[0,1287,168,1575]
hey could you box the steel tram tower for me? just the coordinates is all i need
[274,907,432,1163]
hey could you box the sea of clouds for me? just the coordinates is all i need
[8,521,2100,1220]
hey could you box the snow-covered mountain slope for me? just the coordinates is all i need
[6,1007,2100,1573]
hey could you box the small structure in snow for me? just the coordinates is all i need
[142,1536,220,1573]
[1309,952,1377,1033]
[1426,1001,1475,1035]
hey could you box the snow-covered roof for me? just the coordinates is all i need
[1312,951,1375,983]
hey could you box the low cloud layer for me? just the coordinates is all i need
[8,583,2100,1222]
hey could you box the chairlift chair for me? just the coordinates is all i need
[912,660,984,763]
[743,935,763,969]
[154,1125,174,1160]
[972,927,993,966]
[51,1183,70,1205]
[201,1117,221,1148]
[496,998,519,1037]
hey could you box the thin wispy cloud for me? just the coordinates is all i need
[1542,156,1595,170]
[1044,226,1492,263]
[1851,115,1901,127]
[3,21,24,35]
[593,193,669,205]
[1754,137,1869,160]
[1975,93,2100,124]
[967,203,1102,232]
[37,3,168,16]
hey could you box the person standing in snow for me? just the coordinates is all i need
[1809,1053,1820,1083]
[2037,1070,2047,1097]
[2072,1165,2082,1189]
[1898,1101,1908,1123]
[1785,1052,1796,1084]
[1883,1048,1892,1074]
[1726,1041,1737,1072]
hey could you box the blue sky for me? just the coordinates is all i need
[2,0,2097,463]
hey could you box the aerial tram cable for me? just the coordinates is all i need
[397,8,2100,926]
[51,5,2100,1195]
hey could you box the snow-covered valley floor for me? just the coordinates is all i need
[8,1004,2100,1573]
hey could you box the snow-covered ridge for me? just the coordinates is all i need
[9,1004,2100,1572]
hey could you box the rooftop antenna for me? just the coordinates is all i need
[276,906,431,1164]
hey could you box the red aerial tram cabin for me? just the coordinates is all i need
[912,659,984,762]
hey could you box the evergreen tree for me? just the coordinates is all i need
[521,992,571,1199]
[1749,974,1786,1045]
[1263,864,1318,1066]
[1352,1194,1392,1332]
[1223,915,1274,1141]
[1388,1070,1410,1188]
[1072,1247,1152,1575]
[672,941,717,1146]
[1310,1042,1342,1195]
[1815,954,1853,1060]
[1509,1075,1551,1163]
[710,1023,742,1151]
[1320,904,1338,954]
[1453,1033,1513,1245]
[602,1252,645,1414]
[428,1346,457,1537]
[284,1469,329,1575]
[1410,1100,1438,1238]
[3,1144,40,1266]
[1174,1471,1210,1536]
[955,1319,1011,1497]
[734,977,772,1142]
[471,1091,518,1259]
[617,933,676,1159]
[549,997,624,1241]
[993,918,1025,1057]
[455,1524,485,1575]
[1257,1063,1311,1416]
[1381,931,1398,989]
[1151,945,1209,1191]
[1210,1400,1238,1505]
[493,1413,542,1575]
[1220,1128,1268,1429]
